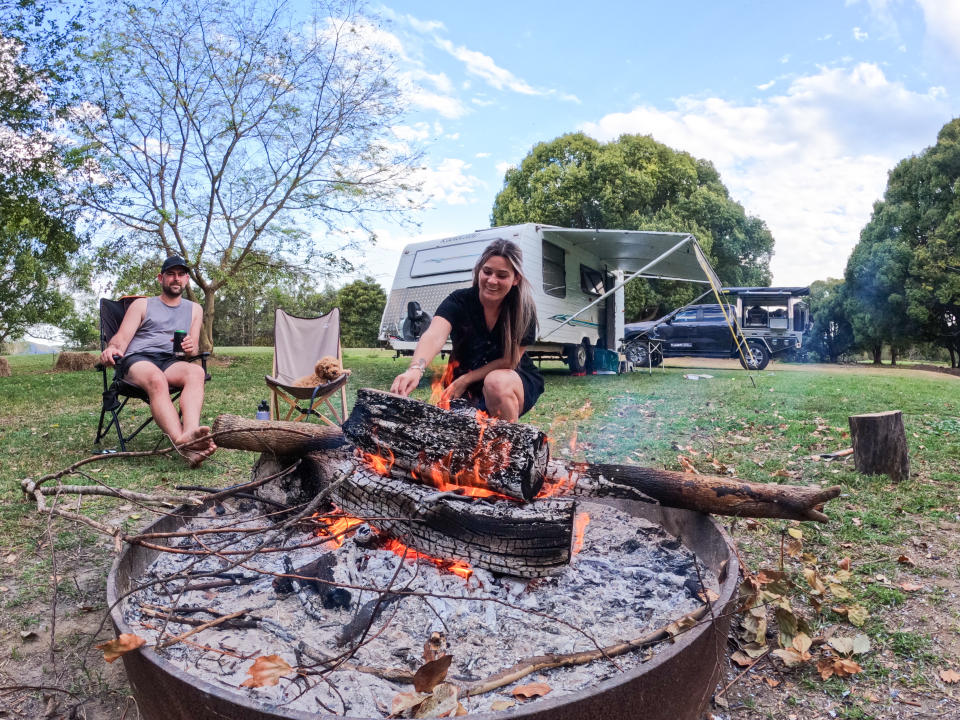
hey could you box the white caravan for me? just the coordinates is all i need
[378,223,723,374]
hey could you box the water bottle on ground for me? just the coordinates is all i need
[255,400,270,421]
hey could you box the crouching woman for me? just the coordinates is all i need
[390,239,544,422]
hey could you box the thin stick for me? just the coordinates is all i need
[155,608,250,649]
[461,604,711,698]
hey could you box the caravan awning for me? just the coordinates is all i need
[536,226,726,341]
[539,227,722,288]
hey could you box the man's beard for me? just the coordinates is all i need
[162,282,184,299]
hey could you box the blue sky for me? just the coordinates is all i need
[332,0,960,289]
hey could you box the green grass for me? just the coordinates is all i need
[1,351,958,711]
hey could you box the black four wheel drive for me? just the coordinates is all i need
[621,288,810,372]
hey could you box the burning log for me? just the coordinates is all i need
[546,460,840,523]
[213,414,839,522]
[342,388,549,502]
[301,451,575,578]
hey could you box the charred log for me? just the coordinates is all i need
[545,460,841,523]
[304,452,574,578]
[213,415,838,523]
[342,388,550,501]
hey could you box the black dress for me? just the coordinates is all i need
[434,287,544,416]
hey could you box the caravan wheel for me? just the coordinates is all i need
[564,343,588,375]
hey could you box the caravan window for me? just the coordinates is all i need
[410,239,489,278]
[580,265,604,297]
[542,240,566,298]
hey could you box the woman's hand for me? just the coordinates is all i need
[441,375,470,403]
[390,368,423,396]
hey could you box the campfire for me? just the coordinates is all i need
[106,388,839,719]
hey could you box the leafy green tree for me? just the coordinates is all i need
[0,1,90,344]
[491,132,774,319]
[62,303,100,350]
[336,277,386,347]
[844,238,913,364]
[76,0,422,352]
[806,278,854,362]
[845,117,960,365]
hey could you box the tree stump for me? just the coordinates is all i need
[0,357,9,377]
[848,410,909,483]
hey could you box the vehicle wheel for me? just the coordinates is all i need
[625,341,650,366]
[582,339,595,375]
[564,343,588,375]
[650,349,663,367]
[739,341,770,371]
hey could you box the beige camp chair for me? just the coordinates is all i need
[265,308,349,425]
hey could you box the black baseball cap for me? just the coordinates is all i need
[161,255,190,273]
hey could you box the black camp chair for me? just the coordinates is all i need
[93,297,210,452]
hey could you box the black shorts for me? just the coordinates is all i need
[464,368,543,417]
[117,351,181,379]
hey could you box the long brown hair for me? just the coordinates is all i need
[472,239,538,366]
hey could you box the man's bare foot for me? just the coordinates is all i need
[176,426,217,467]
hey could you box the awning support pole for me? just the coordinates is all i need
[539,235,695,341]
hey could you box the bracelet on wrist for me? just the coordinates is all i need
[409,363,425,374]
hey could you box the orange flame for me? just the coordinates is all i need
[360,447,395,476]
[429,360,459,409]
[382,538,473,580]
[313,514,366,548]
[572,512,590,555]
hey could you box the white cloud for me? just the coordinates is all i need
[916,0,960,62]
[580,63,951,286]
[391,123,434,142]
[405,87,469,118]
[475,152,491,158]
[756,80,775,91]
[495,161,514,177]
[412,157,483,207]
[853,26,869,41]
[435,38,539,95]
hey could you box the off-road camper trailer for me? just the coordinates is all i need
[379,223,721,374]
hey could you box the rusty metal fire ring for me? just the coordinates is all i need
[108,500,738,720]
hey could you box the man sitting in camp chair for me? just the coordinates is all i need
[99,255,216,467]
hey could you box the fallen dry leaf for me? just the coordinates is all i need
[730,651,754,667]
[413,655,453,693]
[511,682,552,700]
[940,669,960,684]
[772,647,811,668]
[698,588,720,603]
[391,691,430,716]
[816,657,861,680]
[847,604,869,627]
[897,554,916,566]
[677,455,699,474]
[763,677,781,688]
[899,582,923,592]
[414,683,459,718]
[239,655,295,688]
[837,557,851,571]
[666,614,698,638]
[96,633,146,663]
[490,699,516,711]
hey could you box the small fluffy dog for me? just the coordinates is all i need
[292,356,350,387]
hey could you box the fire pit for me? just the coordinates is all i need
[108,495,737,720]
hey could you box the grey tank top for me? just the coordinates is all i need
[126,296,195,355]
